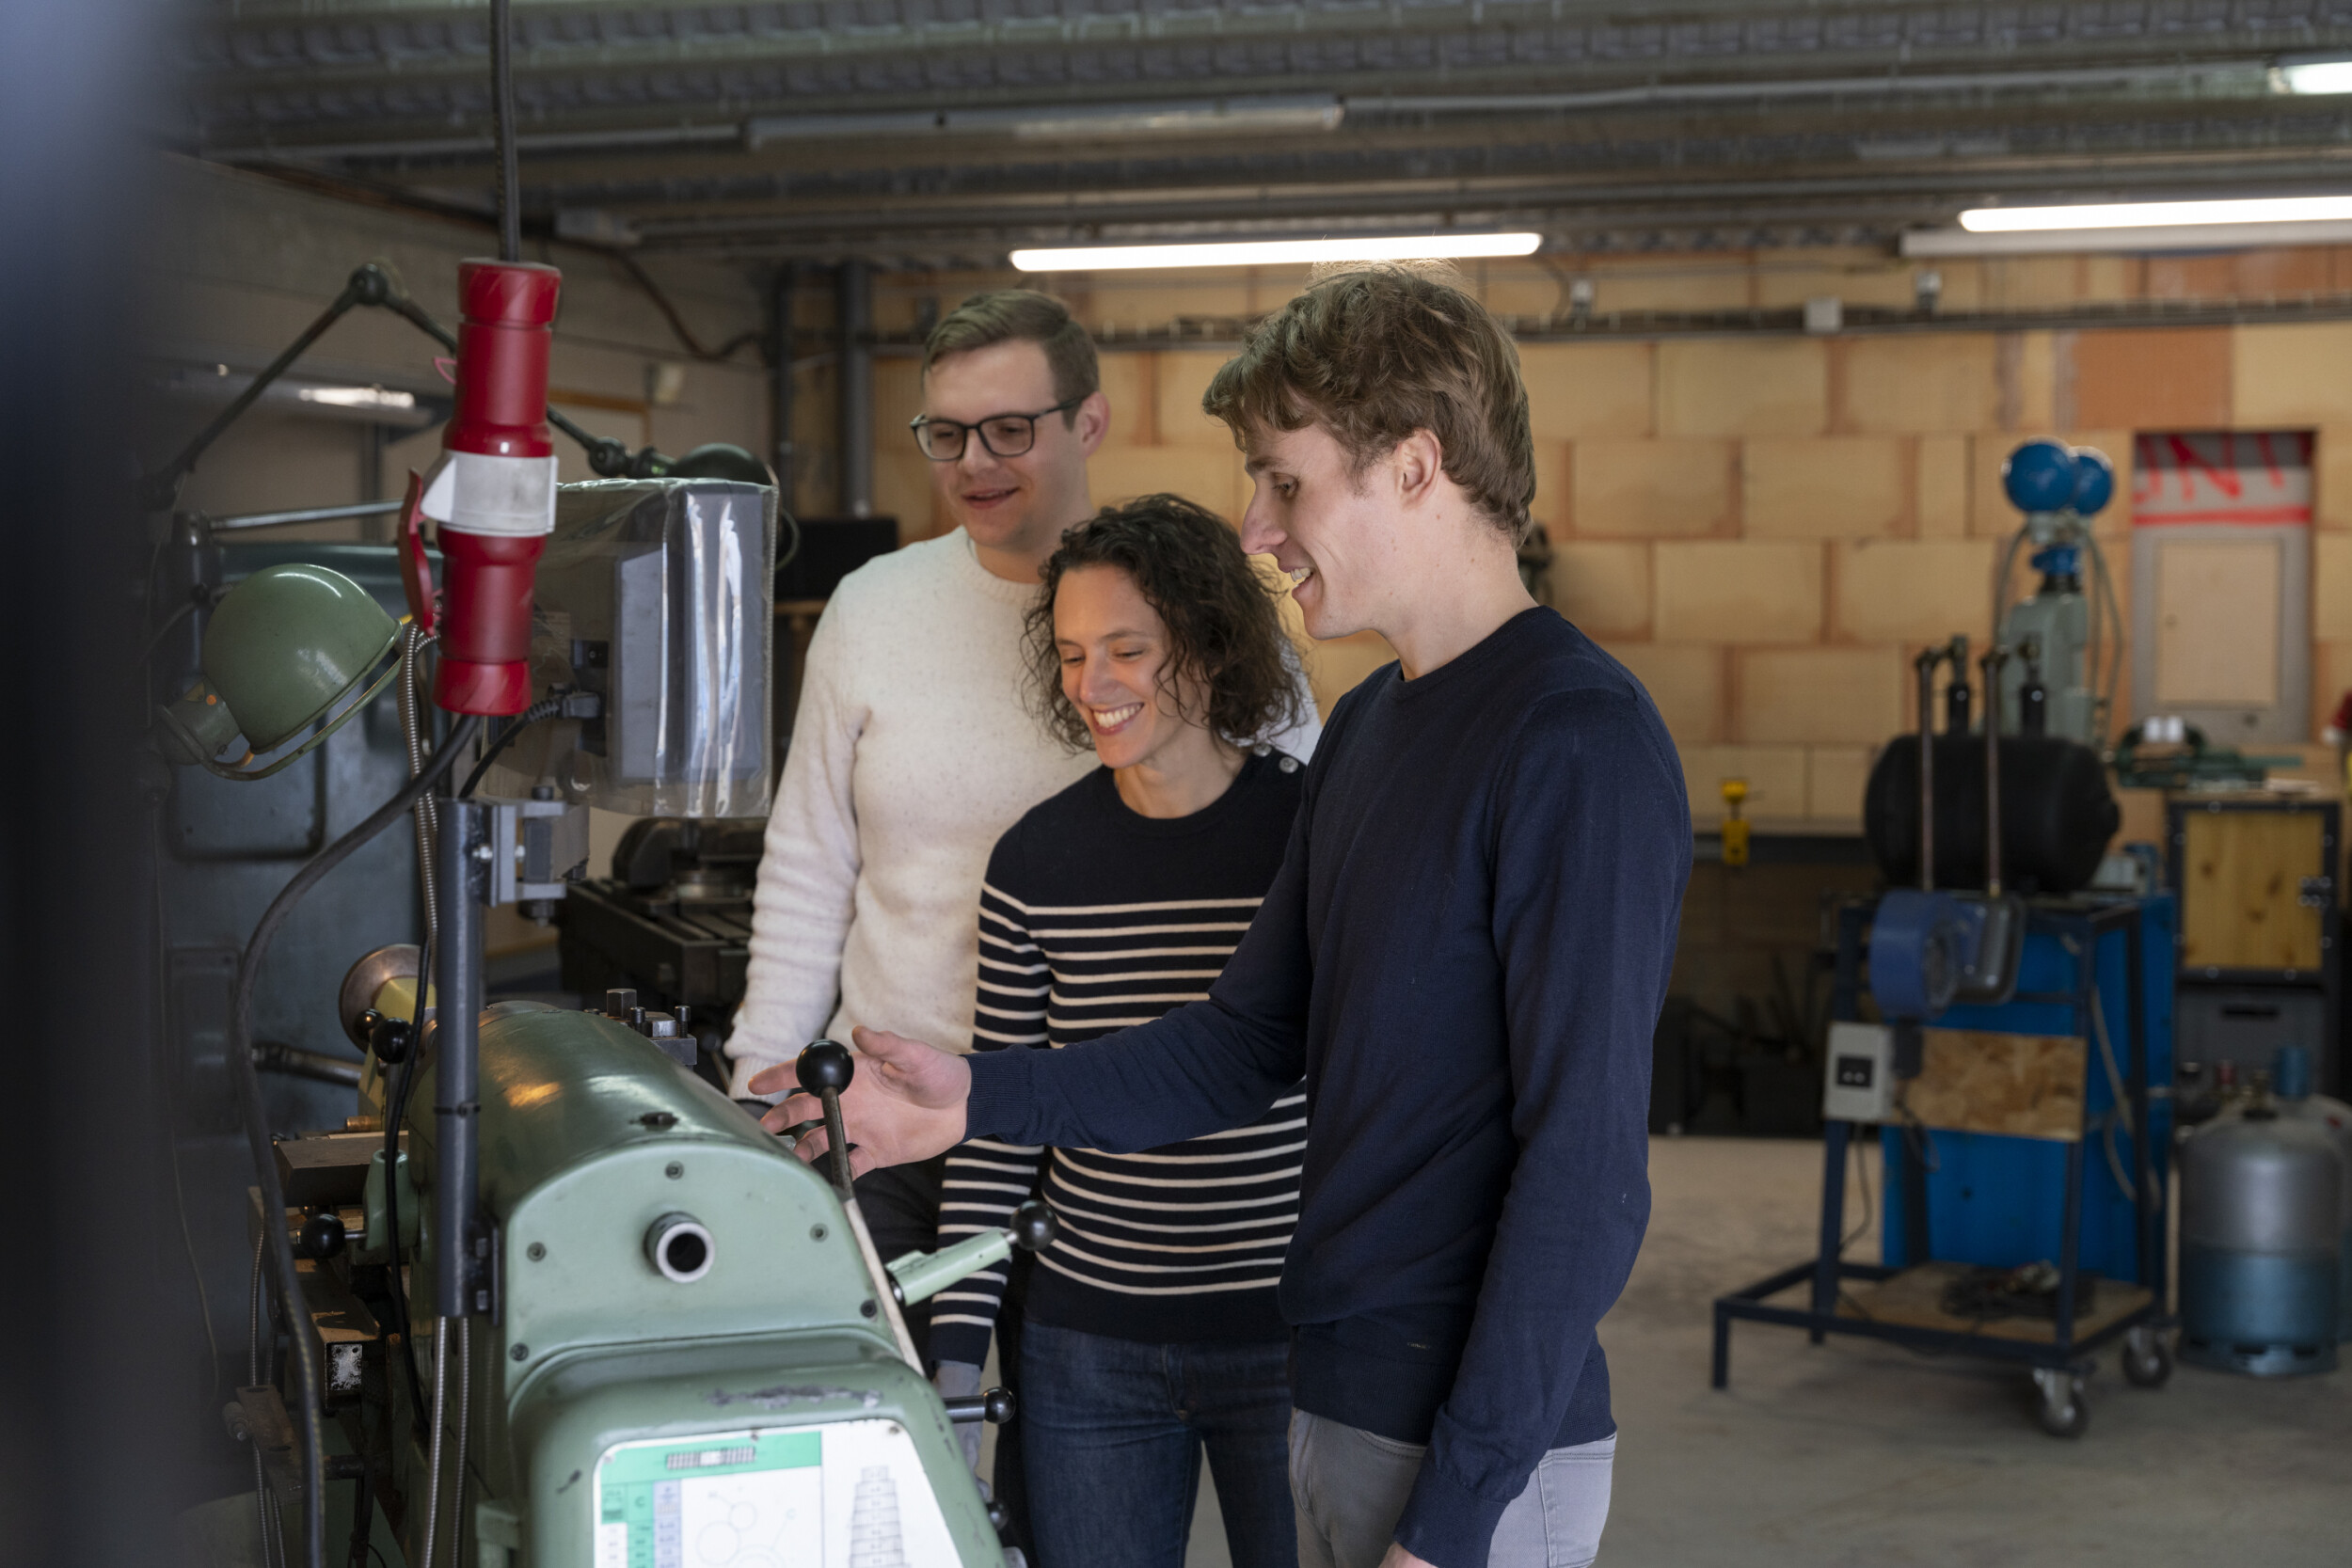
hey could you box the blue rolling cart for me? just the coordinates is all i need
[1712,895,2176,1436]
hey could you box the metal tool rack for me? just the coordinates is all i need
[1711,897,2172,1437]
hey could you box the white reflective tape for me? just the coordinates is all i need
[419,451,559,538]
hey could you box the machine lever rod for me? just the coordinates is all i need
[1980,645,2010,898]
[940,1388,1017,1426]
[820,1090,853,1196]
[205,498,407,532]
[887,1231,1012,1308]
[434,798,487,1320]
[794,1040,859,1196]
[884,1200,1058,1307]
[1914,646,1939,892]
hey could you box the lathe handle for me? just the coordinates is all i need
[940,1387,1016,1426]
[795,1039,857,1195]
[885,1200,1058,1307]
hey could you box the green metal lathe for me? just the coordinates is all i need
[252,951,1036,1568]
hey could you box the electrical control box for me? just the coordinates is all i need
[1822,1021,1897,1123]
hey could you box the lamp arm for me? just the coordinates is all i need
[141,261,671,515]
[138,273,370,511]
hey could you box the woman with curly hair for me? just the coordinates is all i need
[930,493,1312,1568]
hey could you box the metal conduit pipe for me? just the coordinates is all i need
[419,1317,451,1568]
[836,261,872,519]
[771,262,797,502]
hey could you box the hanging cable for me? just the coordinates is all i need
[227,712,482,1568]
[247,1230,282,1568]
[399,626,440,943]
[489,0,521,266]
[456,696,564,800]
[379,924,432,1423]
[1989,526,2026,673]
[1838,1130,1877,1257]
[2090,982,2143,1201]
[2091,536,2126,746]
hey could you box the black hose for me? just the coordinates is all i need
[490,0,520,265]
[380,927,433,1422]
[456,697,562,800]
[227,712,482,1568]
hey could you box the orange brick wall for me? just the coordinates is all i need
[866,248,2352,826]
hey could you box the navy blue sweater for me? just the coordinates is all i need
[966,608,1690,1568]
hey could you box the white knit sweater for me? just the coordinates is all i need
[728,529,1322,1094]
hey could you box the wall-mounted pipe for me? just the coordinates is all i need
[835,261,873,519]
[771,263,799,505]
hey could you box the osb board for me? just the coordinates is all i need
[2180,808,2328,973]
[1898,1029,2085,1142]
[1836,1261,2151,1346]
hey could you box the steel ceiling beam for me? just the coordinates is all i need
[183,0,2351,141]
[178,0,2352,260]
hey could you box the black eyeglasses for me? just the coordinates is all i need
[910,397,1083,462]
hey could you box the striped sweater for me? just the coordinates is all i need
[930,751,1308,1364]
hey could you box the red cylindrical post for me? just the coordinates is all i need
[428,259,563,715]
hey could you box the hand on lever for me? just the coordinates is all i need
[753,1025,971,1178]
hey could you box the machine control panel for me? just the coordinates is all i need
[1821,1022,1897,1123]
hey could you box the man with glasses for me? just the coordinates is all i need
[728,289,1321,1355]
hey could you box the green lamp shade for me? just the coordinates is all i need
[153,563,399,764]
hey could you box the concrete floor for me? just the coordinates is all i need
[1179,1135,2350,1568]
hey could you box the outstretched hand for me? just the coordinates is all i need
[753,1026,973,1179]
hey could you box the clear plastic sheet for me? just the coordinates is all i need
[483,478,775,818]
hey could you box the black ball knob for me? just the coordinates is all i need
[1009,1199,1057,1254]
[796,1038,855,1097]
[362,1009,411,1066]
[348,261,397,307]
[981,1386,1017,1425]
[299,1211,346,1260]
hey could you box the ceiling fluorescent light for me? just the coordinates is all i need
[1010,233,1542,272]
[1011,98,1343,138]
[1903,218,2352,257]
[1960,196,2352,231]
[2272,55,2352,94]
[296,386,418,412]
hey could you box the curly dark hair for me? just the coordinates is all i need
[1025,494,1304,754]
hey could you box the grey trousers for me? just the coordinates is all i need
[1288,1410,1614,1568]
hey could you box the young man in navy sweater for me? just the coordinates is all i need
[761,266,1691,1568]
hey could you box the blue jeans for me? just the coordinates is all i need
[1020,1319,1297,1568]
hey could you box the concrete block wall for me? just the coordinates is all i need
[865,246,2352,828]
[141,169,2352,833]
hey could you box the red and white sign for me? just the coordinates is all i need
[2132,432,2312,528]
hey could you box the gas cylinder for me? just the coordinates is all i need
[2272,1046,2352,1343]
[2178,1099,2344,1375]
